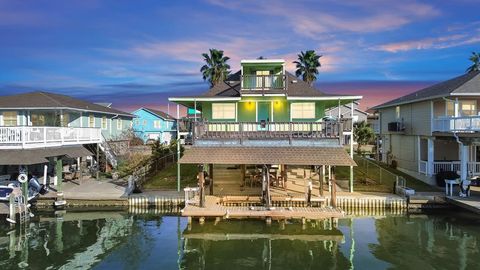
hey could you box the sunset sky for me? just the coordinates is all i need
[0,0,479,113]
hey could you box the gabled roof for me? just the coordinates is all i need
[170,71,361,100]
[373,71,480,109]
[139,107,176,121]
[0,91,133,117]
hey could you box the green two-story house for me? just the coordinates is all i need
[169,59,361,206]
[170,59,360,136]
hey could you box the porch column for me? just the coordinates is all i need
[454,98,460,117]
[350,101,354,193]
[427,138,434,176]
[460,145,469,180]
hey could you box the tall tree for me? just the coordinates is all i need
[353,121,375,155]
[466,52,480,73]
[293,50,322,86]
[200,49,231,87]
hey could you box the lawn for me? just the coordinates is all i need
[336,156,437,193]
[142,163,198,190]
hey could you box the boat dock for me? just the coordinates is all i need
[182,196,344,222]
[446,196,480,214]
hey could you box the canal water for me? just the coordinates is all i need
[0,210,479,269]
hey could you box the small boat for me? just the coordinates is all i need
[0,176,47,202]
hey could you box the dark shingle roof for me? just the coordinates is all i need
[179,146,356,166]
[197,71,330,98]
[373,71,480,109]
[0,91,133,117]
[143,108,176,120]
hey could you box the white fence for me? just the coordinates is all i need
[0,126,102,149]
[433,116,480,132]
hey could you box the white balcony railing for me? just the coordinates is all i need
[428,161,480,175]
[0,126,102,149]
[433,116,480,132]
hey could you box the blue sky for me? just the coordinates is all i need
[0,0,479,111]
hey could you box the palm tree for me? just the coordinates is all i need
[466,52,480,73]
[293,50,322,86]
[200,49,231,87]
[353,121,375,155]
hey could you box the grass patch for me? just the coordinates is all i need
[142,163,198,190]
[336,156,437,193]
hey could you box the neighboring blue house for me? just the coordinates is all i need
[132,108,176,144]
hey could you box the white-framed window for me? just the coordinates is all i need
[291,103,315,119]
[2,111,17,126]
[101,116,107,130]
[143,120,147,126]
[395,106,400,119]
[153,120,161,129]
[212,103,236,119]
[89,114,95,127]
[135,119,140,125]
[117,119,122,130]
[460,100,476,116]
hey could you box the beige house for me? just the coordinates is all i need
[373,71,480,184]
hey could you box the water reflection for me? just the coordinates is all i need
[0,211,479,269]
[181,219,350,269]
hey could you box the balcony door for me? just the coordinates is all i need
[256,70,271,89]
[257,101,271,130]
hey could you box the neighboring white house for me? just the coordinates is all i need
[325,101,368,123]
[373,71,480,184]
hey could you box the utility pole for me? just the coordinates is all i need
[177,104,181,192]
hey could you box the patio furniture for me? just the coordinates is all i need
[444,179,460,196]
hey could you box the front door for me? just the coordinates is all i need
[257,101,271,130]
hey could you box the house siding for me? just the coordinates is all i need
[385,134,418,172]
[379,101,432,136]
[199,98,332,123]
[132,108,176,143]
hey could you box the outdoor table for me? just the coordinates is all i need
[444,179,459,196]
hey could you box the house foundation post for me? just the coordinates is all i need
[330,167,337,207]
[55,157,63,192]
[198,165,205,208]
[209,164,214,195]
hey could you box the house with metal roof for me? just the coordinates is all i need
[372,71,480,184]
[132,107,176,144]
[0,91,134,192]
[169,58,361,210]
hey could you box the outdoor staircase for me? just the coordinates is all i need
[287,167,319,185]
[99,135,118,168]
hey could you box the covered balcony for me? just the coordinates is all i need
[192,120,349,147]
[0,126,102,149]
[240,59,286,95]
[433,116,480,132]
[418,137,480,178]
[432,98,480,132]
